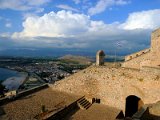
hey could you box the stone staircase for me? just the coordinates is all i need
[77,96,92,110]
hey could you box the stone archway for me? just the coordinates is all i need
[125,95,143,117]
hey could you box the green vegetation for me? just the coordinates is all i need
[138,78,144,82]
[59,59,79,64]
[154,75,160,81]
[120,72,125,76]
[120,72,133,79]
[59,55,93,65]
[58,62,89,73]
[41,105,47,113]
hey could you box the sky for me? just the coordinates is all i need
[0,0,160,57]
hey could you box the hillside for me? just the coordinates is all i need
[59,55,93,65]
[52,63,160,111]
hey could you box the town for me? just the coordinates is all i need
[0,55,92,94]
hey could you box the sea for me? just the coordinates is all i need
[0,68,27,91]
[0,68,20,82]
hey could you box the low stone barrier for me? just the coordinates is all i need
[17,83,49,98]
[141,66,160,74]
[132,106,148,120]
[0,83,49,106]
[46,96,85,120]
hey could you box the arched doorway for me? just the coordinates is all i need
[125,95,143,117]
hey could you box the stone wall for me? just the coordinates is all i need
[122,50,151,69]
[141,66,160,74]
[0,84,49,106]
[122,28,160,69]
[151,28,160,60]
[124,49,150,61]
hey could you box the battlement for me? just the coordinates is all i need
[123,27,160,69]
[124,48,150,61]
[151,28,160,40]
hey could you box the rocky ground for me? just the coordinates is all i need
[0,87,120,120]
[0,88,79,120]
[1,63,160,120]
[52,63,160,111]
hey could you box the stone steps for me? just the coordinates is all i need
[77,96,92,110]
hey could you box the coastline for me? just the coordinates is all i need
[0,68,19,81]
[0,68,28,91]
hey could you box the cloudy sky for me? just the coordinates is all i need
[0,0,160,56]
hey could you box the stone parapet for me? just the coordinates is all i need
[151,28,160,40]
[123,27,160,69]
[124,49,150,62]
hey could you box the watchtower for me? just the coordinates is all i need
[96,50,105,66]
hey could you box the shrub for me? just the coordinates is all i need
[154,75,160,81]
[138,78,144,82]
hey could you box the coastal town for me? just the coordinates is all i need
[0,55,92,97]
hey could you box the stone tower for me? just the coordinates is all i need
[96,50,105,66]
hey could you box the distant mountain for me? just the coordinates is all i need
[105,55,125,62]
[0,48,96,57]
[0,48,137,58]
[59,55,94,65]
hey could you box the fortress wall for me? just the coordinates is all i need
[151,28,160,60]
[151,28,160,38]
[122,52,151,69]
[124,49,150,61]
[0,84,49,106]
[141,66,160,74]
[123,28,160,69]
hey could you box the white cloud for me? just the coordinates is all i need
[22,8,44,20]
[13,11,90,38]
[22,13,38,20]
[0,32,11,37]
[116,0,130,5]
[120,9,160,30]
[35,8,44,13]
[73,0,81,4]
[12,9,160,39]
[56,4,79,12]
[11,9,160,52]
[0,16,10,22]
[5,22,12,28]
[88,0,130,15]
[0,0,50,11]
[27,0,50,6]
